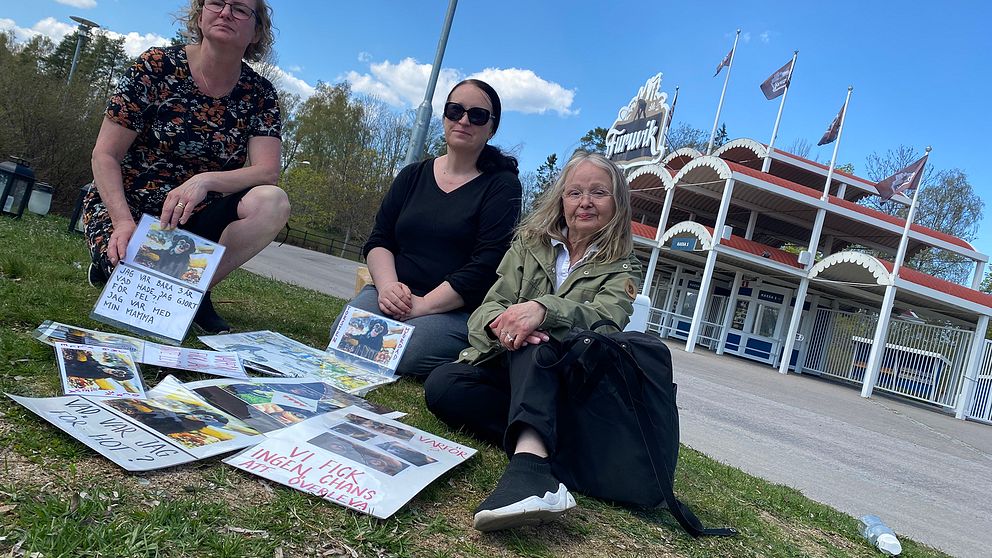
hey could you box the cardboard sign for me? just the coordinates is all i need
[91,214,223,344]
[225,406,476,518]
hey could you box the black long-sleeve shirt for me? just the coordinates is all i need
[363,159,522,311]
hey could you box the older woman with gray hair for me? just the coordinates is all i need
[85,0,288,333]
[425,150,642,532]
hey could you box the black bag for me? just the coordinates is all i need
[542,319,736,538]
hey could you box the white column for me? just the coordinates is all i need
[745,210,758,240]
[686,177,735,352]
[661,264,682,338]
[795,294,820,373]
[641,183,675,296]
[971,260,987,290]
[955,315,990,419]
[778,278,810,374]
[717,271,743,355]
[861,284,898,398]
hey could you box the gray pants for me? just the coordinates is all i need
[331,285,470,378]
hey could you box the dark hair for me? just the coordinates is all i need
[447,79,519,176]
[171,234,195,252]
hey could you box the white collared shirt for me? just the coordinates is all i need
[550,233,599,292]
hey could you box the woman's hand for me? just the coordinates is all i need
[161,174,212,229]
[107,218,137,265]
[489,301,550,351]
[377,281,413,318]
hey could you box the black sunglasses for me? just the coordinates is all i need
[443,102,494,126]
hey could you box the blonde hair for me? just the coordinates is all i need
[178,0,275,62]
[517,150,633,264]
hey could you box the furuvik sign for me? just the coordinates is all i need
[605,73,670,169]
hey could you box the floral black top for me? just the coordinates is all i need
[97,45,281,213]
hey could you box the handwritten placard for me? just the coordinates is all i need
[92,263,203,344]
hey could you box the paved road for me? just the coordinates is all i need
[243,243,992,557]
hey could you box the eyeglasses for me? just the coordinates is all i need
[443,102,494,126]
[563,189,612,202]
[203,0,256,21]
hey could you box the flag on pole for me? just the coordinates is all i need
[760,59,794,99]
[714,46,734,77]
[877,154,928,200]
[817,103,846,146]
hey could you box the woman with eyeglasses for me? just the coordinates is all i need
[334,79,522,378]
[85,0,288,334]
[424,150,642,532]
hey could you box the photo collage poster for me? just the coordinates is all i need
[327,306,415,373]
[198,330,399,395]
[35,321,247,379]
[225,406,476,518]
[91,214,224,344]
[55,342,146,400]
[9,376,403,472]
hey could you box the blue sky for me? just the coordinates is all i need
[4,0,991,264]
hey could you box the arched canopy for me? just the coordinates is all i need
[661,147,702,171]
[809,251,893,286]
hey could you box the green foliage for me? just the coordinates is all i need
[521,153,560,214]
[0,32,114,214]
[578,127,608,153]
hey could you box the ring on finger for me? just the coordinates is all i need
[504,332,515,342]
[176,201,186,209]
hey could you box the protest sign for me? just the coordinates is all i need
[36,321,247,379]
[225,406,475,518]
[92,214,223,344]
[55,342,146,399]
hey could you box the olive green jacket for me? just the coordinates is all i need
[456,236,642,364]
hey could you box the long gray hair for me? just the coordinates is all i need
[517,150,633,264]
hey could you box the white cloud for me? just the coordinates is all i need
[102,30,169,57]
[0,17,164,57]
[468,67,576,115]
[0,16,75,43]
[742,31,752,43]
[288,65,302,73]
[55,0,97,8]
[760,31,771,44]
[357,51,372,63]
[268,65,316,98]
[344,57,576,116]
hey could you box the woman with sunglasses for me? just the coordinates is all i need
[335,79,522,378]
[85,0,288,334]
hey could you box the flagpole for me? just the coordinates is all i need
[762,50,799,172]
[707,29,740,155]
[821,86,853,200]
[892,147,932,277]
[658,85,679,159]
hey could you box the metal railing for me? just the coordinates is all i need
[646,307,723,349]
[966,340,992,423]
[803,307,975,409]
[275,225,364,262]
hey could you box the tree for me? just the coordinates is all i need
[0,32,106,213]
[521,153,560,214]
[859,145,984,284]
[786,137,814,160]
[578,127,608,153]
[665,122,708,153]
[713,123,729,149]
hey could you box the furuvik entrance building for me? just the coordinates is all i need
[609,77,992,424]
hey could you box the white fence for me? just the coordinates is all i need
[966,339,992,423]
[651,304,992,421]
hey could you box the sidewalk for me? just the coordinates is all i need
[243,242,992,558]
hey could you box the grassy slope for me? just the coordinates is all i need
[0,215,949,558]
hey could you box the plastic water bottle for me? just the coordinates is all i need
[858,515,902,556]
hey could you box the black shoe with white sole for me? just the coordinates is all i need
[473,453,576,532]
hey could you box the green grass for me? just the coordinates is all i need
[0,214,952,558]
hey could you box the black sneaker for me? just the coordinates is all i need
[87,262,108,288]
[193,292,231,334]
[473,453,576,532]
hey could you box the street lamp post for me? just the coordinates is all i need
[403,0,457,167]
[67,16,101,84]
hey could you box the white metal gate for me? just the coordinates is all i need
[803,307,975,409]
[966,339,992,422]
